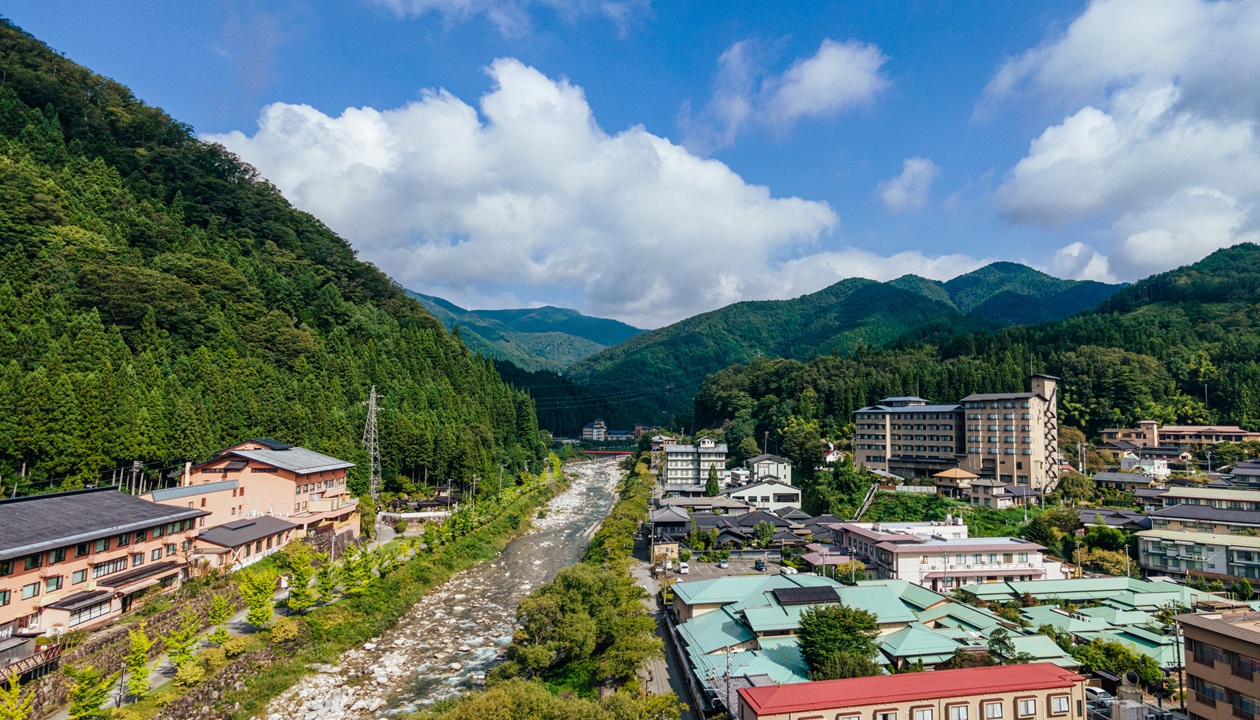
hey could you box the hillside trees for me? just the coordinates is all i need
[0,20,543,496]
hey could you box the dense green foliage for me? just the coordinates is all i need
[797,604,881,680]
[410,678,680,720]
[0,19,542,494]
[694,245,1260,455]
[410,291,642,373]
[568,263,1118,416]
[494,361,660,437]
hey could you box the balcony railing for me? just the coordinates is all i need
[1233,707,1253,720]
[1232,666,1255,681]
[1194,693,1217,708]
[1192,653,1214,667]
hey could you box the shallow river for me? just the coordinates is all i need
[261,458,623,720]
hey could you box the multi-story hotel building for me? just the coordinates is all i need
[662,436,728,486]
[1137,529,1260,582]
[959,375,1060,491]
[0,488,207,640]
[736,663,1088,720]
[854,375,1060,490]
[853,397,964,478]
[1178,611,1260,720]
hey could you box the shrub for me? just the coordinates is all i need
[201,647,227,670]
[223,637,250,658]
[270,617,299,644]
[173,662,205,688]
[394,519,408,535]
[678,549,692,562]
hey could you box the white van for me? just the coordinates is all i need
[678,562,690,574]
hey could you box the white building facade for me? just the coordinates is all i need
[663,436,728,485]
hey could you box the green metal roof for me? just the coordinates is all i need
[1019,605,1111,634]
[1075,606,1156,627]
[917,601,1006,632]
[673,575,780,605]
[677,608,756,655]
[1009,635,1080,669]
[879,622,964,660]
[691,643,810,687]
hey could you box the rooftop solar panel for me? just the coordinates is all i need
[772,586,840,606]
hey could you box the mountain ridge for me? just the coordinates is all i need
[407,291,642,372]
[566,261,1121,414]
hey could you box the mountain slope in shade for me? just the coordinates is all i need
[407,291,642,372]
[567,262,1120,415]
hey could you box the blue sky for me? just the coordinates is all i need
[9,1,1260,327]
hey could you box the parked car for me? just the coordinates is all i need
[1085,688,1114,707]
[664,559,672,571]
[781,565,798,575]
[678,562,690,574]
[754,559,767,571]
[717,560,729,569]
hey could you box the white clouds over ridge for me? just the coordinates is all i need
[208,59,973,327]
[988,0,1260,281]
[371,0,648,36]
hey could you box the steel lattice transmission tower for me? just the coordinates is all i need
[362,385,383,506]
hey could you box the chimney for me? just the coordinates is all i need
[183,461,192,488]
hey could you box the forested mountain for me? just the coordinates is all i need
[692,243,1260,476]
[494,362,661,437]
[567,263,1118,415]
[408,291,642,372]
[0,19,544,498]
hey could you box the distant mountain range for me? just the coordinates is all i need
[565,262,1122,413]
[407,291,643,372]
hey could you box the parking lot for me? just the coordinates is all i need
[656,557,789,580]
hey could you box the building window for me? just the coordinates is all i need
[985,702,1003,719]
[1051,696,1070,715]
[73,569,88,584]
[950,706,970,720]
[0,590,8,606]
[878,712,898,720]
[48,548,65,564]
[133,553,145,567]
[94,538,109,553]
[987,553,998,564]
[135,529,147,542]
[23,555,41,571]
[1018,699,1036,717]
[93,557,129,578]
[69,600,112,627]
[21,582,40,600]
[1018,553,1029,563]
[166,544,177,557]
[0,560,10,577]
[915,709,934,720]
[201,498,207,507]
[152,548,162,561]
[116,533,130,547]
[44,575,62,593]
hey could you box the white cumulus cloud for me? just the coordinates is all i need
[986,0,1260,281]
[208,59,992,327]
[877,157,940,213]
[681,37,889,152]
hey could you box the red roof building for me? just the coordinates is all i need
[737,663,1087,720]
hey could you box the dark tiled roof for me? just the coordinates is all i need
[0,488,208,562]
[1092,472,1156,484]
[47,590,113,612]
[1151,504,1260,525]
[96,560,181,588]
[196,516,298,548]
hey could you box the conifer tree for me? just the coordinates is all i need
[238,567,277,629]
[0,675,33,720]
[65,666,118,720]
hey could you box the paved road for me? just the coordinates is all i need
[630,543,699,720]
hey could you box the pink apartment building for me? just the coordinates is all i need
[0,488,207,643]
[143,439,359,568]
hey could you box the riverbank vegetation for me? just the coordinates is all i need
[414,455,681,720]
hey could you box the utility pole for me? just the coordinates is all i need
[1206,451,1213,475]
[362,385,383,511]
[763,431,769,455]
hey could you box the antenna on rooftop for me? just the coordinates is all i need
[362,385,383,511]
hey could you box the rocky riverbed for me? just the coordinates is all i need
[258,458,624,720]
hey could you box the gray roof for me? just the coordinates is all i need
[47,589,113,612]
[961,392,1037,401]
[881,396,930,403]
[857,404,961,414]
[1150,504,1260,526]
[196,516,298,548]
[747,454,791,465]
[149,479,239,502]
[225,447,354,475]
[1093,472,1156,484]
[651,507,691,524]
[0,488,208,562]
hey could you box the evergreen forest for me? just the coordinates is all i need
[0,19,544,498]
